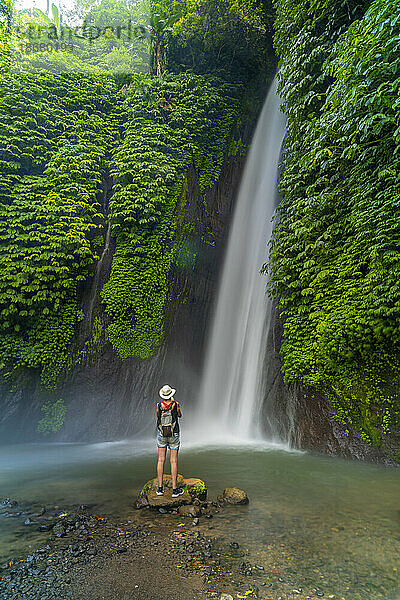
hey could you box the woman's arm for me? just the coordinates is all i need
[176,402,182,418]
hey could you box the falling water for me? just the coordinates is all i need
[191,76,286,443]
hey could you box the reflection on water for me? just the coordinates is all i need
[1,440,399,599]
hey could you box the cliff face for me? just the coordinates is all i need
[0,153,245,444]
[261,303,398,466]
[0,149,397,465]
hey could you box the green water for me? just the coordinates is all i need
[0,440,399,599]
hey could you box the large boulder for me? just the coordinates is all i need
[140,474,185,497]
[219,487,249,505]
[147,489,192,508]
[138,475,207,509]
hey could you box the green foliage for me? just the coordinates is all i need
[0,72,120,387]
[8,0,150,75]
[37,397,67,433]
[103,72,241,359]
[0,0,12,75]
[269,0,400,445]
[151,0,274,82]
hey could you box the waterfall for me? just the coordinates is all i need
[190,76,286,444]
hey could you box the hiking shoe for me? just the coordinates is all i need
[156,486,164,496]
[171,487,184,498]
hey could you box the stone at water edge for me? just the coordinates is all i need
[219,595,234,600]
[138,475,207,504]
[140,474,185,497]
[182,477,207,501]
[147,489,192,508]
[178,504,201,517]
[134,496,149,509]
[219,487,249,505]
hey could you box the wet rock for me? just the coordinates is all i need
[52,523,66,537]
[146,489,192,509]
[178,505,201,518]
[182,478,207,501]
[140,474,185,496]
[139,475,207,503]
[221,487,249,505]
[24,518,32,525]
[1,498,18,507]
[135,496,149,510]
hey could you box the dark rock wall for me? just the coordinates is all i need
[261,302,398,466]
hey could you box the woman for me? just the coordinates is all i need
[156,384,184,498]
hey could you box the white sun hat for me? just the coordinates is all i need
[159,384,176,400]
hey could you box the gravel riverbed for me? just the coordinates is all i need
[0,495,391,600]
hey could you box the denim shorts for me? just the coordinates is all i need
[157,429,180,450]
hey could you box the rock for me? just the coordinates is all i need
[219,595,234,600]
[221,487,249,505]
[147,490,192,509]
[52,523,66,537]
[192,518,199,526]
[140,474,185,497]
[1,498,18,507]
[178,505,201,517]
[139,475,207,502]
[134,496,149,510]
[182,478,207,501]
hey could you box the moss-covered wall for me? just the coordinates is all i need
[270,0,400,460]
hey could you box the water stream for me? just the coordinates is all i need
[190,77,286,444]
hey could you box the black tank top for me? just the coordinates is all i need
[157,401,180,435]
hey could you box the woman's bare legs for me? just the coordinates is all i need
[170,448,178,488]
[157,447,166,487]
